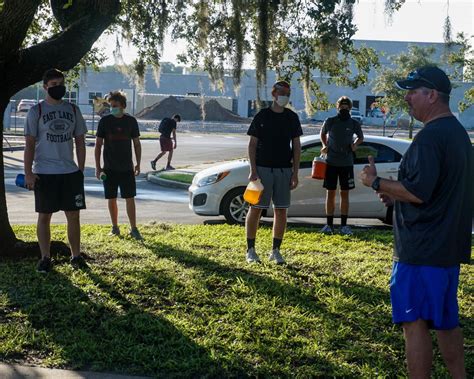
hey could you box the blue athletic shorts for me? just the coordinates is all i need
[390,262,460,330]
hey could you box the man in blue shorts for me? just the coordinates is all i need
[245,80,302,264]
[359,66,471,378]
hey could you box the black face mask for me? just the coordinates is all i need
[47,85,66,100]
[338,108,350,120]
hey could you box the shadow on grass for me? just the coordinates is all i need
[0,259,227,377]
[0,241,71,260]
[2,234,470,376]
[142,239,403,375]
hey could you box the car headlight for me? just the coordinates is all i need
[196,171,230,187]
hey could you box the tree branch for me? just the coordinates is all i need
[6,9,119,96]
[0,0,41,56]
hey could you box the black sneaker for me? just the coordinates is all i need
[150,160,156,170]
[70,255,88,270]
[37,257,52,274]
[130,227,143,241]
[108,225,120,236]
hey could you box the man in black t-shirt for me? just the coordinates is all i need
[95,91,143,240]
[245,80,303,265]
[360,66,471,378]
[320,96,364,235]
[150,114,181,171]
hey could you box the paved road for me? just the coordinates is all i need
[5,133,248,225]
[5,132,471,230]
[4,133,388,227]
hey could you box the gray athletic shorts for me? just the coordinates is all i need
[253,166,293,209]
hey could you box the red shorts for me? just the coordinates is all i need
[160,135,173,152]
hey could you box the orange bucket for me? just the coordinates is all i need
[312,156,327,180]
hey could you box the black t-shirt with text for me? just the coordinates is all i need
[394,116,472,267]
[97,114,140,172]
[159,117,177,138]
[247,107,303,168]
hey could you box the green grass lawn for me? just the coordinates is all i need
[0,224,472,377]
[158,172,195,184]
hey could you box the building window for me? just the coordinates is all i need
[65,91,77,104]
[88,92,102,105]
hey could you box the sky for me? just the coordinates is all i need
[98,0,474,67]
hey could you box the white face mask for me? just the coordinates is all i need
[276,95,290,107]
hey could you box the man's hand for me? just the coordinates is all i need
[351,143,358,152]
[248,170,259,181]
[95,168,102,180]
[25,173,39,190]
[134,164,141,176]
[377,176,395,207]
[173,141,177,149]
[378,193,394,207]
[359,155,378,187]
[321,146,328,154]
[290,172,299,190]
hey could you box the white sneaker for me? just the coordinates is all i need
[320,224,333,234]
[246,247,261,263]
[269,248,286,265]
[340,225,353,235]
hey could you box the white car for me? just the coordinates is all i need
[17,99,37,112]
[189,135,410,224]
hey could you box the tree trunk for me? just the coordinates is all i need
[0,0,121,258]
[0,97,18,255]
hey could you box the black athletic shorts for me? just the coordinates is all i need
[323,165,355,191]
[103,170,136,199]
[34,170,86,213]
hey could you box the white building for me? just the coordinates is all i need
[15,39,474,127]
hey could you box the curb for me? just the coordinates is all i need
[146,172,191,190]
[0,363,152,379]
[2,145,25,152]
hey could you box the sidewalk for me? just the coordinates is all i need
[0,363,151,379]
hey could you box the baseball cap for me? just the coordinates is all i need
[396,66,452,95]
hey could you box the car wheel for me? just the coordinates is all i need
[221,187,248,225]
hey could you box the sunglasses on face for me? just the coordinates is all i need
[406,71,439,91]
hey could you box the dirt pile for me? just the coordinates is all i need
[136,96,246,123]
[136,96,200,120]
[203,100,245,122]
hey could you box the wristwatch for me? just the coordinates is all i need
[371,176,381,191]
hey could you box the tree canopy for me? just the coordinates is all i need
[372,33,474,138]
[15,0,392,113]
